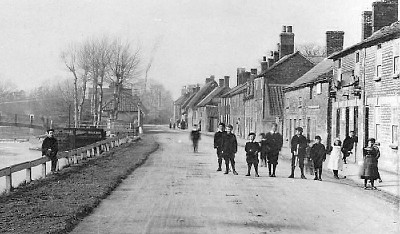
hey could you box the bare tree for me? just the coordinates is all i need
[108,39,141,120]
[296,43,326,57]
[60,43,90,127]
[0,79,18,102]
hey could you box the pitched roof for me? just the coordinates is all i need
[181,91,197,110]
[330,20,400,59]
[221,83,247,98]
[197,86,230,107]
[258,51,303,77]
[268,85,285,116]
[305,55,325,65]
[286,58,333,90]
[186,81,218,108]
[174,93,192,105]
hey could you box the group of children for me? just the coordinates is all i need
[213,122,283,177]
[211,122,381,189]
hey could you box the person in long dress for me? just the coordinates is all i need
[360,138,380,190]
[327,138,344,179]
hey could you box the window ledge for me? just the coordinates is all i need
[389,144,398,150]
[392,73,399,79]
[374,77,382,82]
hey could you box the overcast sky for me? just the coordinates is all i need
[0,0,384,99]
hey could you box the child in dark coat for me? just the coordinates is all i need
[245,132,261,177]
[310,135,326,181]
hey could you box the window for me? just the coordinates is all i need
[298,97,302,107]
[309,86,313,99]
[375,44,382,81]
[286,97,289,109]
[355,51,360,63]
[392,125,398,144]
[316,83,322,94]
[394,43,399,77]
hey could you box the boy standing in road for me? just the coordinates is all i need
[41,129,59,173]
[245,132,261,177]
[289,127,308,179]
[214,123,226,171]
[310,136,326,181]
[221,124,238,175]
[265,123,283,177]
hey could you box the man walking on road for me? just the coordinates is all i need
[190,124,201,152]
[214,123,226,171]
[265,123,283,177]
[289,127,308,179]
[221,124,238,175]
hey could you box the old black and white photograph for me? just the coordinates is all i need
[0,0,399,233]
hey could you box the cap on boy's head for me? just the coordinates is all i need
[218,122,225,127]
[227,124,233,129]
[367,138,376,143]
[315,135,321,140]
[248,132,256,137]
[295,127,303,132]
[47,129,54,133]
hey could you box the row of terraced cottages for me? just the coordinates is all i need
[173,1,400,173]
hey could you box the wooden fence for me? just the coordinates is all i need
[0,133,137,194]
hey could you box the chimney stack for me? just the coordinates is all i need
[250,68,257,75]
[273,51,280,62]
[205,75,215,84]
[372,0,398,33]
[361,11,373,40]
[326,31,345,57]
[261,56,268,73]
[181,86,187,95]
[224,76,230,88]
[237,68,246,85]
[279,25,295,59]
[218,78,224,87]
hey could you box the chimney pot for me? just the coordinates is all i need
[326,31,345,56]
[263,56,266,61]
[282,25,287,32]
[287,26,293,33]
[270,51,274,57]
[251,68,257,75]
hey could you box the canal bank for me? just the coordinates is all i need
[0,134,158,234]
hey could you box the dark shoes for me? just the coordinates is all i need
[301,175,307,179]
[334,175,340,179]
[288,174,294,178]
[217,168,222,171]
[224,171,229,174]
[314,177,319,180]
[245,173,250,176]
[233,171,238,175]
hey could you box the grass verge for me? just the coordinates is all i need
[0,135,158,234]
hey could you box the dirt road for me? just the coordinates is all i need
[71,127,399,234]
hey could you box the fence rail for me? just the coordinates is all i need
[0,133,137,194]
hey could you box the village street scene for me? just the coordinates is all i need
[0,0,400,233]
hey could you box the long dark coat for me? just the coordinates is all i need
[41,137,58,158]
[221,133,237,159]
[214,131,226,154]
[290,134,308,157]
[360,146,380,180]
[310,143,326,168]
[245,141,261,164]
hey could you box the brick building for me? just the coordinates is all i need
[185,77,218,129]
[283,31,344,147]
[173,84,200,126]
[329,1,398,171]
[196,77,230,132]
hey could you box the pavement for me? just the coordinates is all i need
[194,128,400,199]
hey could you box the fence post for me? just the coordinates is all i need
[81,151,85,160]
[6,172,12,193]
[86,149,91,158]
[41,163,46,177]
[26,167,32,183]
[96,146,100,156]
[91,147,95,157]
